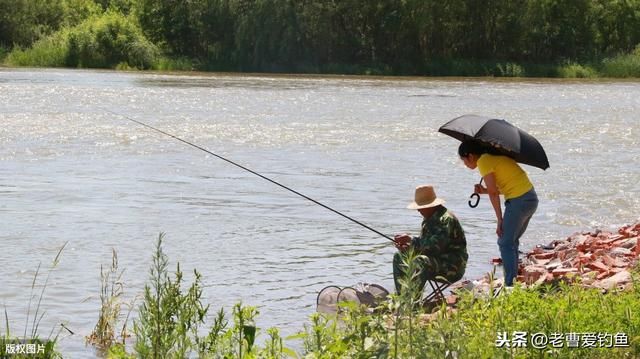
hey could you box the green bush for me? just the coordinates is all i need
[132,234,208,358]
[4,31,69,67]
[557,63,598,78]
[64,11,158,69]
[600,46,640,78]
[152,57,195,72]
[4,11,158,69]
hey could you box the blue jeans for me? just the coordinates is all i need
[499,188,538,286]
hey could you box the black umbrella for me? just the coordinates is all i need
[439,114,550,170]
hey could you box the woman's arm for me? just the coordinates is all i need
[483,172,503,237]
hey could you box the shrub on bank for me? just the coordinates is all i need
[4,31,70,67]
[4,11,158,69]
[65,11,158,69]
[600,46,640,78]
[557,63,598,78]
[152,57,195,72]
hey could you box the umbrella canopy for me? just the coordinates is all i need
[439,114,550,170]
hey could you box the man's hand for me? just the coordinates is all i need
[394,234,411,252]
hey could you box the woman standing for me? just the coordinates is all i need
[458,140,538,287]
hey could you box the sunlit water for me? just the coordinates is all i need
[1,69,639,357]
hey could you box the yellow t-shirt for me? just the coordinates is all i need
[477,154,533,199]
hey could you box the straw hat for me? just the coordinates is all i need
[407,185,445,209]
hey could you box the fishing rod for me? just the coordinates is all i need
[103,109,396,243]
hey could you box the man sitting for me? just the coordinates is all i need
[393,185,468,297]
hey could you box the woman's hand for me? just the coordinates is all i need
[394,234,411,252]
[474,183,487,194]
[496,218,504,237]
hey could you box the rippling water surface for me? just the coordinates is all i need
[1,69,639,357]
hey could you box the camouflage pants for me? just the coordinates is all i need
[392,252,465,295]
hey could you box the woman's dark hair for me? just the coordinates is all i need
[458,140,487,157]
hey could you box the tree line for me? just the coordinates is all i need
[2,0,640,75]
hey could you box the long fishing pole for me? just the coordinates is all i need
[103,109,395,243]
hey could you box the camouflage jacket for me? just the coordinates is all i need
[411,206,468,267]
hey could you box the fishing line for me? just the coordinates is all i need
[103,109,395,243]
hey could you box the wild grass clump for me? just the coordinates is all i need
[86,249,131,353]
[557,62,598,78]
[1,242,68,359]
[494,62,526,77]
[600,46,640,78]
[152,57,195,72]
[0,46,8,62]
[4,33,69,67]
[421,59,528,77]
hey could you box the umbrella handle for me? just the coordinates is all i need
[468,193,480,208]
[468,177,484,208]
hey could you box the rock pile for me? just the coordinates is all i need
[519,221,639,290]
[445,221,640,304]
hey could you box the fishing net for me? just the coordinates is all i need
[316,283,389,314]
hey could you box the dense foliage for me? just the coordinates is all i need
[2,0,640,75]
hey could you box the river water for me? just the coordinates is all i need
[1,69,638,357]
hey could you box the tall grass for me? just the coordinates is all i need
[4,33,69,67]
[1,242,68,359]
[86,249,132,353]
[0,46,8,62]
[556,63,598,78]
[151,57,195,72]
[600,46,640,78]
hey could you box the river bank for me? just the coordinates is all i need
[4,0,640,79]
[4,50,640,79]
